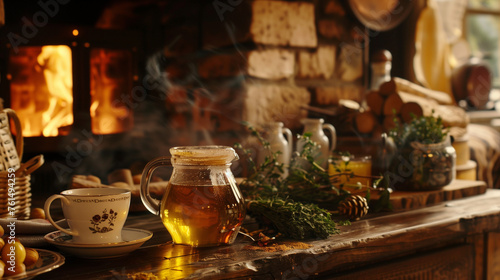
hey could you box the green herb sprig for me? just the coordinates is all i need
[389,111,449,148]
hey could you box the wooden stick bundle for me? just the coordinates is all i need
[353,78,468,136]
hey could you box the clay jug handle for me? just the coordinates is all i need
[283,127,293,165]
[322,124,336,153]
[140,156,171,215]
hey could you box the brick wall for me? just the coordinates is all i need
[99,0,366,148]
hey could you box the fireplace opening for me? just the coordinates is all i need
[1,25,145,196]
[9,45,73,137]
[8,43,136,138]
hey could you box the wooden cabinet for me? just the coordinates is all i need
[330,245,475,280]
[487,232,500,280]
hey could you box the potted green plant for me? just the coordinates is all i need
[388,113,456,191]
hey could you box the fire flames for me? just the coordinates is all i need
[90,49,133,135]
[9,45,73,137]
[9,45,133,137]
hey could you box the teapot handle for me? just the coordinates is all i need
[322,123,336,153]
[140,156,171,215]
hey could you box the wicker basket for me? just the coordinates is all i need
[0,108,43,219]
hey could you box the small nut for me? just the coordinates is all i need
[30,208,46,220]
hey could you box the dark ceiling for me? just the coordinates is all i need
[4,0,112,26]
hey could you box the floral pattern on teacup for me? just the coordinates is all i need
[89,209,118,234]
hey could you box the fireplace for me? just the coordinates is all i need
[1,25,141,152]
[0,24,151,194]
[0,0,370,196]
[1,26,145,154]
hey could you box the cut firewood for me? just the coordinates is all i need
[378,79,397,96]
[360,77,468,133]
[382,115,401,131]
[354,111,377,134]
[398,91,437,116]
[400,102,424,123]
[397,93,468,128]
[393,77,454,105]
[383,92,404,115]
[365,91,384,116]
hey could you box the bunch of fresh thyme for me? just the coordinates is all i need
[235,123,391,240]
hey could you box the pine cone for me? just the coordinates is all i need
[338,195,369,221]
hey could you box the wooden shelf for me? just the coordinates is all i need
[375,179,487,211]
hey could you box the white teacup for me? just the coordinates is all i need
[44,188,131,244]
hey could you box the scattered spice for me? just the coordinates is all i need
[244,241,312,252]
[126,272,159,280]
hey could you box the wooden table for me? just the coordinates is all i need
[33,184,500,279]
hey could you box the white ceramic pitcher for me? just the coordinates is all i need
[257,122,293,176]
[296,118,336,169]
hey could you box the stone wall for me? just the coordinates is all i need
[99,0,366,148]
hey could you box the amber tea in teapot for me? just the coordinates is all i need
[140,146,246,247]
[161,183,245,246]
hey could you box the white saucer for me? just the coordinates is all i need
[44,228,153,259]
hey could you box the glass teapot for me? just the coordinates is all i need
[140,146,246,247]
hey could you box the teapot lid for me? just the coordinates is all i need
[170,145,239,165]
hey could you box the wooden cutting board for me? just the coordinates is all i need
[372,179,487,212]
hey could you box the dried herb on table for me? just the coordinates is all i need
[247,197,347,240]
